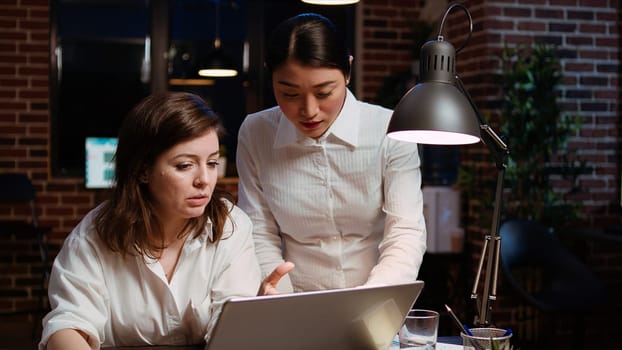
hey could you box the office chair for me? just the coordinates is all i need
[499,219,608,349]
[0,174,51,330]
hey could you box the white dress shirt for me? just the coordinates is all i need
[39,202,260,349]
[237,89,426,292]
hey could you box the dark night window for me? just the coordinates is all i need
[50,0,150,177]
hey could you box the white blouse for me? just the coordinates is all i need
[39,203,260,349]
[237,89,427,292]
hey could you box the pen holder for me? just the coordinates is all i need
[461,327,512,350]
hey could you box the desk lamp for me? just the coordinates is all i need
[387,2,509,327]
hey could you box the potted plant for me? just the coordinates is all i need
[458,44,588,232]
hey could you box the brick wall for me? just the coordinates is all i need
[0,0,242,317]
[359,0,621,348]
[359,0,425,100]
[0,0,95,317]
[1,0,621,345]
[360,0,620,224]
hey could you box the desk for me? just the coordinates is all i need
[108,347,201,350]
[107,340,463,350]
[436,344,462,350]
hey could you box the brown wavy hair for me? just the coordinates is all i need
[93,92,232,258]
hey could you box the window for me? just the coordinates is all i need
[51,0,150,177]
[50,0,355,179]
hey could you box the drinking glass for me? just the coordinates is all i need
[398,309,439,349]
[461,327,512,350]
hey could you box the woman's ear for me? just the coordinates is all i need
[346,55,354,85]
[139,171,149,184]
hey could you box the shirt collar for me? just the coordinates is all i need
[143,220,213,265]
[273,89,360,148]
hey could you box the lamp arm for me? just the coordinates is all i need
[472,166,505,326]
[438,2,472,54]
[454,76,509,169]
[454,75,510,326]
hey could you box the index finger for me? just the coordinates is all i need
[263,261,295,286]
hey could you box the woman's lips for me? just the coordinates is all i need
[187,196,209,207]
[300,120,322,130]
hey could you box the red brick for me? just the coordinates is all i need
[17,43,47,53]
[21,0,48,6]
[580,23,607,34]
[0,31,27,41]
[0,8,27,17]
[517,21,546,31]
[503,7,532,17]
[579,0,608,7]
[0,19,18,28]
[0,66,16,74]
[19,20,48,30]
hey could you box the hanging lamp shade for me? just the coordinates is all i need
[301,0,359,4]
[198,38,238,78]
[197,0,238,78]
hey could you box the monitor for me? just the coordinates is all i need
[85,137,117,189]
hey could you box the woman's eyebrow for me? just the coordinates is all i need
[275,80,337,88]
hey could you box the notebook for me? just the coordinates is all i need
[204,281,424,350]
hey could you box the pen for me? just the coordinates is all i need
[445,304,474,336]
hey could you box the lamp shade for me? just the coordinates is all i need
[301,0,359,4]
[198,46,238,78]
[387,38,481,145]
[387,81,480,145]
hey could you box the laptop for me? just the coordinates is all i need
[204,281,424,350]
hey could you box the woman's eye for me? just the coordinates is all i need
[317,92,332,98]
[282,92,298,98]
[176,163,193,170]
[207,160,220,168]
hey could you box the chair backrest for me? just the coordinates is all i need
[0,173,36,202]
[0,173,38,225]
[500,219,560,267]
[499,219,607,312]
[0,173,51,319]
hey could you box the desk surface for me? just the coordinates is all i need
[107,341,463,350]
[108,347,201,350]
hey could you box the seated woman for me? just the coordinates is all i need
[40,92,292,350]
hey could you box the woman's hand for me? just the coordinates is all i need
[257,261,295,296]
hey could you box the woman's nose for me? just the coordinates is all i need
[194,166,210,187]
[300,95,319,118]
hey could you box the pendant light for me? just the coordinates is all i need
[301,0,359,4]
[198,0,238,78]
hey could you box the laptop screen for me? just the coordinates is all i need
[205,281,424,350]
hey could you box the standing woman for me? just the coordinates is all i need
[40,92,290,350]
[237,13,427,293]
